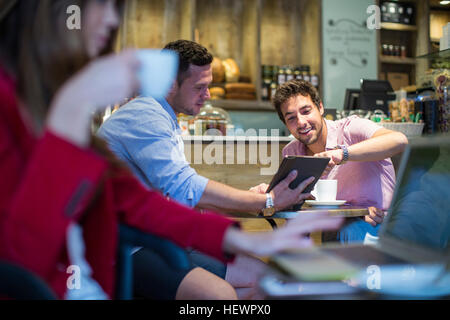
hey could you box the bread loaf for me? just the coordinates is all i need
[225,83,256,94]
[209,87,225,99]
[222,58,240,83]
[225,93,256,100]
[212,57,225,83]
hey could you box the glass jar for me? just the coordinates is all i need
[177,113,194,136]
[194,103,231,136]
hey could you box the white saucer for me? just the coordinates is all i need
[305,200,346,207]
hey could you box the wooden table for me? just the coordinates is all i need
[276,205,370,245]
[273,205,370,219]
[231,205,370,245]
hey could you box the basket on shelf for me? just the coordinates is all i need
[379,122,425,137]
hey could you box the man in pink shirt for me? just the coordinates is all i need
[273,80,408,242]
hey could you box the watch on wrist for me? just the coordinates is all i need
[334,144,349,164]
[260,193,276,217]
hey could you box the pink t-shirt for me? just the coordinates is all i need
[283,115,396,210]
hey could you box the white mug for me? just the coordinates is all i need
[137,49,179,99]
[311,179,338,202]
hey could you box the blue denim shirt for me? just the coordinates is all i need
[97,97,208,207]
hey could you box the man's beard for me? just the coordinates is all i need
[297,122,323,146]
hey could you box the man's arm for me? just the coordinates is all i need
[343,128,408,162]
[196,180,266,214]
[314,127,407,227]
[315,128,408,166]
[197,172,315,215]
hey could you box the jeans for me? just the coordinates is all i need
[322,217,380,244]
[336,217,381,244]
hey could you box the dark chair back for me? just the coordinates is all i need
[0,260,57,300]
[115,224,191,300]
[0,225,190,300]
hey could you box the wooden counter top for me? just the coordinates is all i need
[182,135,294,142]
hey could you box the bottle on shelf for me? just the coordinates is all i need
[261,65,272,101]
[388,44,394,56]
[394,45,401,57]
[270,66,279,100]
[277,66,286,87]
[294,66,302,81]
[400,45,407,58]
[311,72,320,91]
[302,65,311,83]
[382,44,388,56]
[285,65,295,82]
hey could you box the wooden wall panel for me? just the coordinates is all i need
[195,0,259,82]
[416,0,431,85]
[120,0,194,49]
[299,0,321,75]
[260,0,302,66]
[116,0,324,108]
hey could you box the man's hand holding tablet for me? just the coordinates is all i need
[269,172,316,211]
[250,156,330,212]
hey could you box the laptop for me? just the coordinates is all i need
[268,135,450,282]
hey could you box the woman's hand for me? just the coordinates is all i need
[270,171,315,211]
[223,212,343,257]
[47,50,140,147]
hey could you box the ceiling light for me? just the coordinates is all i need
[440,1,450,5]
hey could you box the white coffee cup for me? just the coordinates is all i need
[137,49,179,99]
[311,179,338,202]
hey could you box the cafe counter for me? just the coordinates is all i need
[182,135,294,191]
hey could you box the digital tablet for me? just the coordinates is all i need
[266,156,330,194]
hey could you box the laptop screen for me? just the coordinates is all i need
[382,137,450,252]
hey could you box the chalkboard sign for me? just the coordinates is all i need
[322,0,378,110]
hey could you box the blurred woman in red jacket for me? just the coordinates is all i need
[0,0,342,299]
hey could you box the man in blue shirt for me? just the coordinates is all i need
[98,40,315,299]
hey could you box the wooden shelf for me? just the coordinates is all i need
[209,99,274,111]
[380,22,417,31]
[416,48,450,60]
[380,55,416,65]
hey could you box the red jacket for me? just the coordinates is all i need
[0,68,235,299]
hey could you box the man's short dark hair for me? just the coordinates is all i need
[163,40,213,85]
[273,80,322,123]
